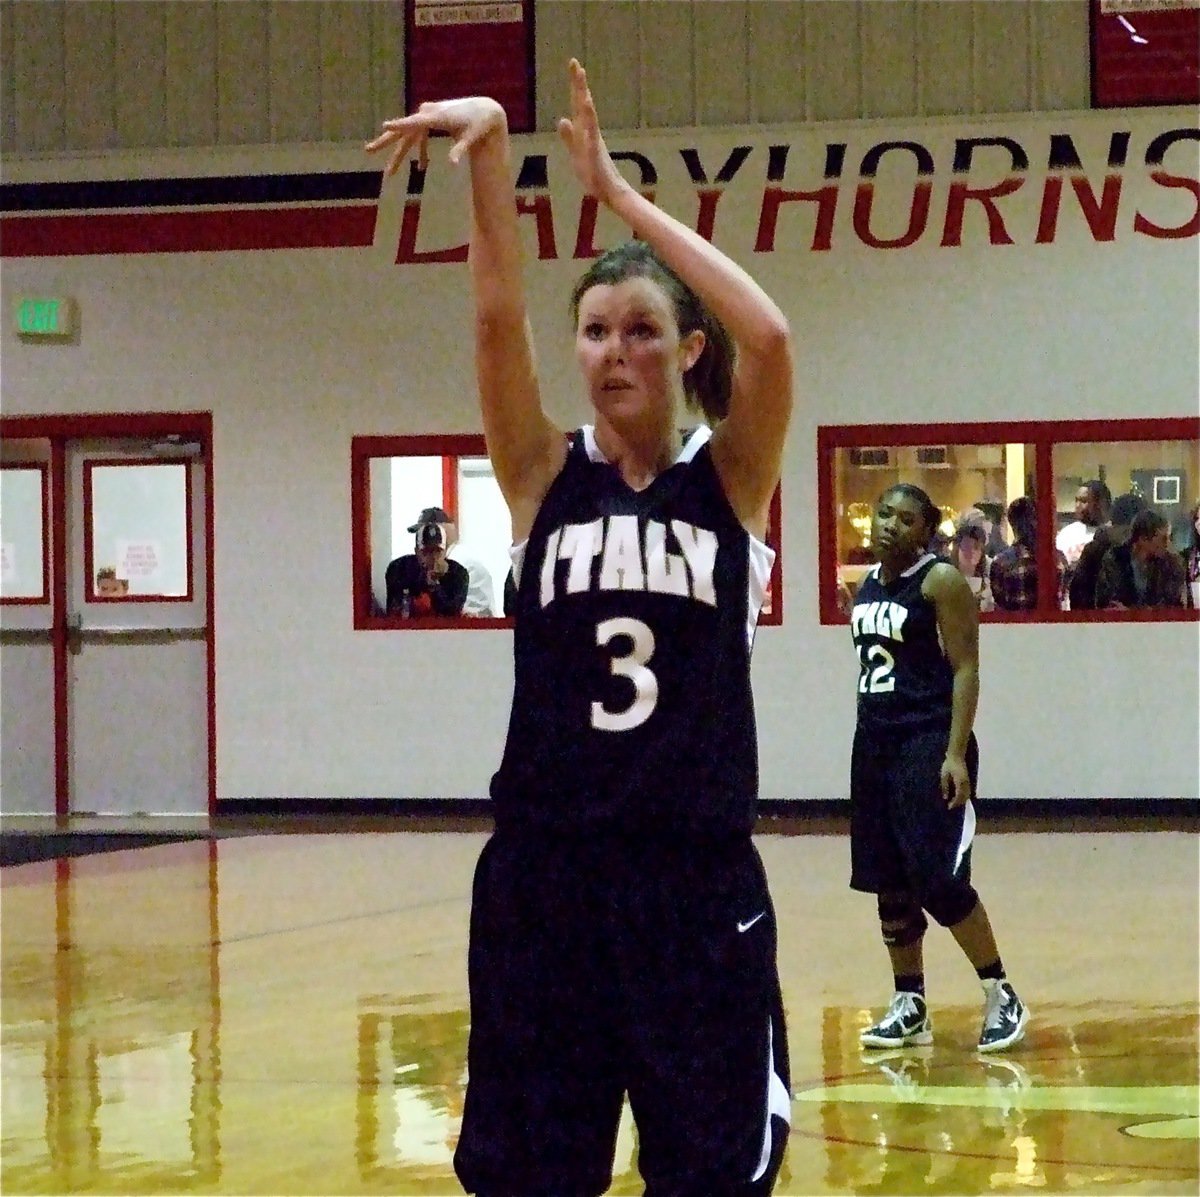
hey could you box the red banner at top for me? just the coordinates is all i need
[406,0,534,133]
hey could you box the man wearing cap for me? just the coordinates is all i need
[385,506,470,617]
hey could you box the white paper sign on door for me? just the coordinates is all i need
[117,540,162,587]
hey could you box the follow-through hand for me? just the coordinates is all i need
[365,97,506,177]
[556,58,623,203]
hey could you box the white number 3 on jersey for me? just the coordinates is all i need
[592,617,659,731]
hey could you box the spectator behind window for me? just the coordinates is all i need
[1183,500,1200,610]
[442,521,497,616]
[1056,480,1112,570]
[95,566,129,597]
[989,497,1066,611]
[1068,491,1147,611]
[949,509,994,611]
[1095,508,1186,610]
[974,499,1008,557]
[385,506,470,617]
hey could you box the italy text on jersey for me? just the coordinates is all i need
[849,600,909,642]
[536,515,718,608]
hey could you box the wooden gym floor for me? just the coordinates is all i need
[1,816,1197,1196]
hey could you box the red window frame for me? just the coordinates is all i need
[353,433,785,630]
[818,417,1200,625]
[353,433,508,630]
[0,461,51,605]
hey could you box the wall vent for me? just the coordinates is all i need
[915,445,951,467]
[848,447,893,469]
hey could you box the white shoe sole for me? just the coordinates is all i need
[977,1004,1030,1053]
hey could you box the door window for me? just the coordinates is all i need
[84,460,192,601]
[0,464,49,603]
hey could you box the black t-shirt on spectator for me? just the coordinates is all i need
[385,554,469,617]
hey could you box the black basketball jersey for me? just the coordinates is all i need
[850,554,954,732]
[490,427,774,838]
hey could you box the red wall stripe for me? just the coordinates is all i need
[1,206,378,257]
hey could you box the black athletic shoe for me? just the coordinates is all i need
[977,980,1029,1053]
[860,991,933,1048]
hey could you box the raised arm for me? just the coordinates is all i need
[367,99,566,542]
[557,59,793,536]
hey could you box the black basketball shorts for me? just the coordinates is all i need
[849,724,978,899]
[453,830,791,1197]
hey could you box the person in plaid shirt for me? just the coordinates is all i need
[989,497,1065,611]
[1183,500,1200,610]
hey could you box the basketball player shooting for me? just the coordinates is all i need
[368,57,795,1196]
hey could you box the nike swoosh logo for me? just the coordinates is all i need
[737,912,766,933]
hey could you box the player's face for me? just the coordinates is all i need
[574,277,698,429]
[872,492,931,568]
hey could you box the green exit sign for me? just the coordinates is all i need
[16,297,75,338]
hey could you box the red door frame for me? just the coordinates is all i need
[0,411,216,818]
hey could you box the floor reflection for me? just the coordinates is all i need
[354,999,649,1193]
[796,1003,1200,1194]
[1,845,220,1195]
[2,830,1197,1195]
[355,1001,467,1181]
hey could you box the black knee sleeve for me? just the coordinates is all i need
[877,893,928,947]
[921,881,979,929]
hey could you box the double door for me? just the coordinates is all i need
[0,417,212,816]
